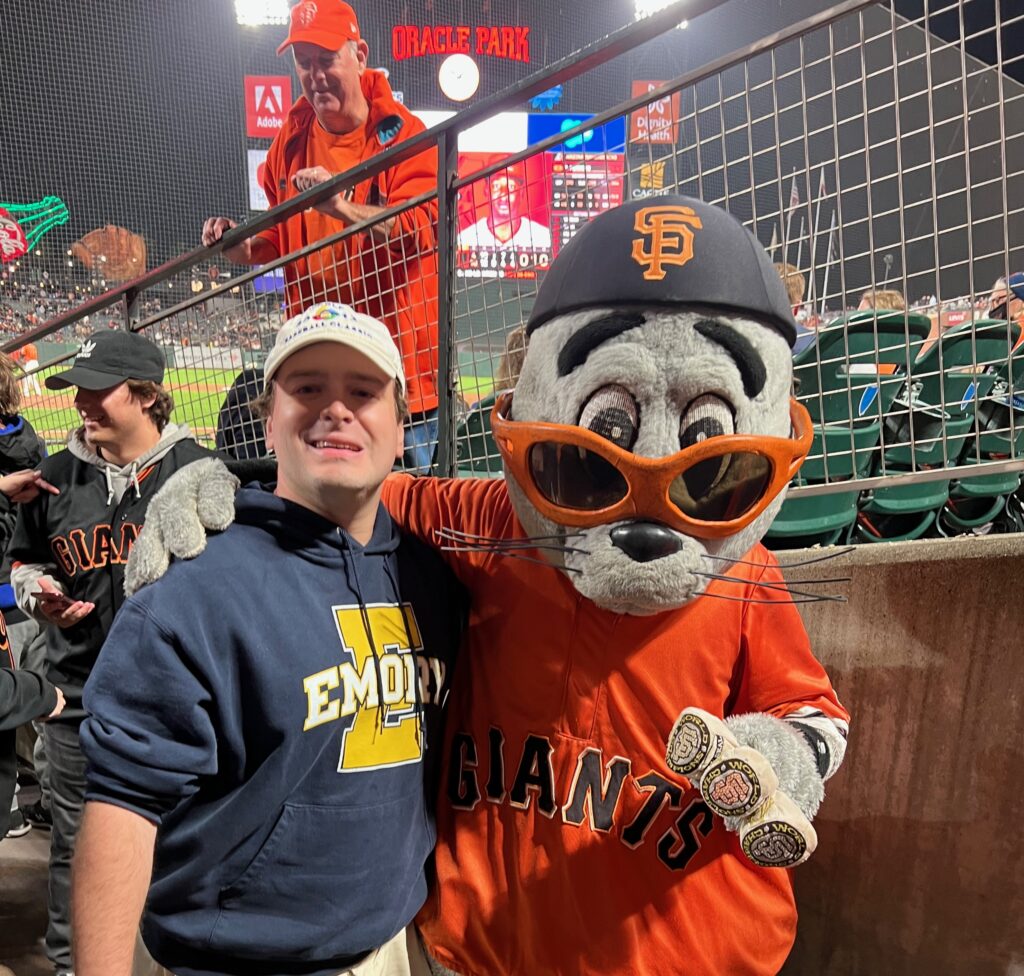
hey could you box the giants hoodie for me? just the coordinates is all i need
[6,422,212,721]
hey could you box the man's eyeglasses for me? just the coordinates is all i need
[491,392,812,540]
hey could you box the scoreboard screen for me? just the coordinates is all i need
[421,111,626,280]
[455,149,624,280]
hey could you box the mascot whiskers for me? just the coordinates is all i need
[130,196,850,976]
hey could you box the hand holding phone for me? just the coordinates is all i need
[32,588,74,611]
[31,584,95,628]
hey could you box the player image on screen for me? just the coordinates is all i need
[460,167,552,252]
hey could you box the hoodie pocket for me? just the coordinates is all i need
[208,795,432,961]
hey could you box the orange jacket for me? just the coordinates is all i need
[259,71,440,415]
[383,475,850,976]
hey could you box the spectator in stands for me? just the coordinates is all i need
[988,273,1024,336]
[775,262,815,355]
[1,466,63,843]
[858,288,906,312]
[0,352,52,831]
[461,168,553,251]
[493,325,528,392]
[214,367,266,461]
[6,330,214,975]
[72,304,463,976]
[10,341,43,397]
[202,0,441,473]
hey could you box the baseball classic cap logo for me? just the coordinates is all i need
[77,339,97,359]
[308,303,347,321]
[297,1,318,26]
[630,205,703,281]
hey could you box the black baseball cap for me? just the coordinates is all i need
[527,195,798,347]
[45,330,165,391]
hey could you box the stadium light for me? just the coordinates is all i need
[234,0,290,27]
[633,0,688,28]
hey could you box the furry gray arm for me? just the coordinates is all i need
[125,457,240,595]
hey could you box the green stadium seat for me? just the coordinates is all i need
[794,311,931,427]
[765,491,859,549]
[853,506,940,543]
[856,318,1022,542]
[766,422,879,549]
[881,318,1018,469]
[769,314,930,548]
[854,478,950,544]
[972,337,1024,459]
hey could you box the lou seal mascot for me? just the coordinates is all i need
[130,197,850,975]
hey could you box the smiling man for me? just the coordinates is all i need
[202,0,441,473]
[72,304,464,976]
[5,329,213,976]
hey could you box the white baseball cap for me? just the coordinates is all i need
[263,302,405,393]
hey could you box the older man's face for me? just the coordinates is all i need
[293,40,369,132]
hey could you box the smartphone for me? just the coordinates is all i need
[31,589,75,611]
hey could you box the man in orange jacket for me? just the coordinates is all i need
[203,0,441,471]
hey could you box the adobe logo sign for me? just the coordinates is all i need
[245,76,292,138]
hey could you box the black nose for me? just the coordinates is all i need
[609,522,682,562]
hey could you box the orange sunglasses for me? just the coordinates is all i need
[491,392,813,539]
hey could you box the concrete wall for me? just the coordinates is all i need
[778,534,1024,975]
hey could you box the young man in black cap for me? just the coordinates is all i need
[6,329,213,976]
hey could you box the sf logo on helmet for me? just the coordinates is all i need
[631,205,703,281]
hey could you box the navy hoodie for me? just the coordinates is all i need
[81,486,466,976]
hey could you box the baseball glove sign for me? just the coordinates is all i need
[71,225,147,281]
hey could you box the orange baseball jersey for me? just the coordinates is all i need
[382,475,849,976]
[258,69,440,415]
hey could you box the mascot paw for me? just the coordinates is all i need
[737,789,817,868]
[125,519,170,596]
[699,746,779,819]
[666,707,737,776]
[194,458,242,531]
[125,458,239,595]
[666,708,823,868]
[667,709,779,820]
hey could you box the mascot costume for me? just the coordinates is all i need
[130,196,850,975]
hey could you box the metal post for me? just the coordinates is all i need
[123,287,141,332]
[433,127,459,478]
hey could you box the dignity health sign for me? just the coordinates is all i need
[629,81,681,145]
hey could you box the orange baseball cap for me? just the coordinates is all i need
[277,0,361,55]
